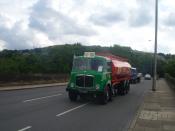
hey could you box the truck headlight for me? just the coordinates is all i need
[70,83,74,88]
[96,84,100,90]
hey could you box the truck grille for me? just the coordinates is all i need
[76,75,94,87]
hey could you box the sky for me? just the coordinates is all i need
[0,0,175,54]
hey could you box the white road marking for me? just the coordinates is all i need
[56,103,89,117]
[23,94,62,102]
[18,126,32,131]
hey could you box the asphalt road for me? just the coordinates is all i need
[0,80,151,131]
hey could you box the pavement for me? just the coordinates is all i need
[0,82,68,91]
[0,79,151,131]
[129,79,175,131]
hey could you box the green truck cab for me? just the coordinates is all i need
[66,52,112,104]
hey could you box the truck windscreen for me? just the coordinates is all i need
[73,58,104,72]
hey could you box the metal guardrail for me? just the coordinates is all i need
[165,73,175,89]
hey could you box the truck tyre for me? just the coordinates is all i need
[118,81,127,95]
[97,86,110,104]
[68,91,78,101]
[112,84,118,97]
[109,86,113,101]
[138,78,140,83]
[112,87,117,97]
[126,81,130,94]
[117,86,121,95]
[134,79,137,84]
[117,87,122,95]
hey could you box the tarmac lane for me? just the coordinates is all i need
[0,80,151,131]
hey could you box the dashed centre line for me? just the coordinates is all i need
[56,103,89,117]
[23,93,62,102]
[18,126,32,131]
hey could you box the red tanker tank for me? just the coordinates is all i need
[96,53,131,86]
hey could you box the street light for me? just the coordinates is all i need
[152,0,158,91]
[148,40,153,76]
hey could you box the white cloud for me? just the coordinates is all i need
[89,10,124,27]
[164,13,175,27]
[29,0,97,39]
[129,0,154,27]
[0,0,175,53]
[0,14,54,50]
[0,40,6,51]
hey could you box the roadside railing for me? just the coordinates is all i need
[165,73,175,89]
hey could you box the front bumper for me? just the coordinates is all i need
[66,87,103,95]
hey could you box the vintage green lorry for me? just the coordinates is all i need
[66,52,131,104]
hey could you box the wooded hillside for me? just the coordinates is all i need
[0,43,174,82]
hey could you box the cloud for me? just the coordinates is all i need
[0,0,175,54]
[0,14,53,50]
[0,21,34,50]
[129,9,152,27]
[0,0,97,50]
[89,10,124,26]
[72,0,86,5]
[29,0,97,40]
[129,0,153,27]
[164,13,175,27]
[0,14,33,49]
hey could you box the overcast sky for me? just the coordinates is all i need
[0,0,175,54]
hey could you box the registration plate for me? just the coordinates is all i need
[79,89,88,93]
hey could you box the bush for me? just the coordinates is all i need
[165,73,175,88]
[165,59,175,77]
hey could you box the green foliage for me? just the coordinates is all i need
[165,59,175,77]
[0,43,168,76]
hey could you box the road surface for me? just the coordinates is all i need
[0,80,151,131]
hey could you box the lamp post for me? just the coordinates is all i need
[148,40,153,76]
[152,0,158,91]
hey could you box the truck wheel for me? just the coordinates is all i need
[117,86,125,95]
[112,87,117,97]
[114,89,117,97]
[138,78,140,83]
[68,91,78,101]
[97,86,110,104]
[112,85,118,97]
[109,86,113,101]
[134,79,136,84]
[118,81,126,95]
[126,81,130,94]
